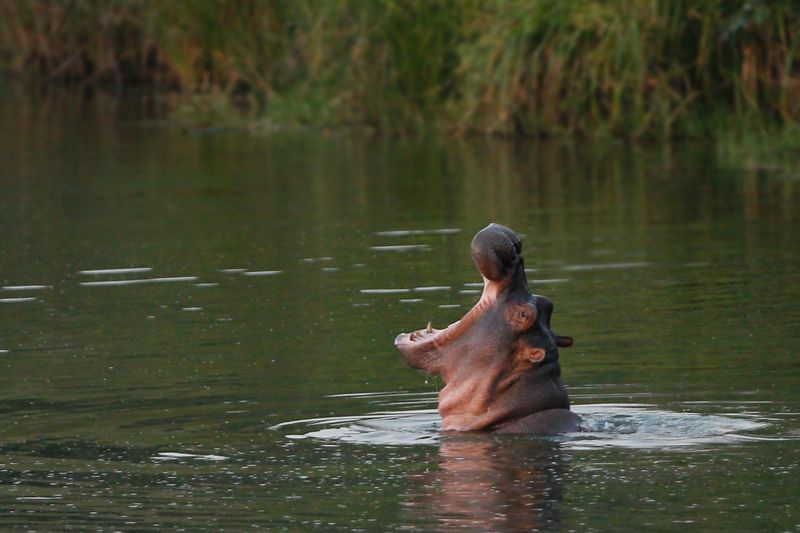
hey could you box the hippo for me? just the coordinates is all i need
[394,223,581,434]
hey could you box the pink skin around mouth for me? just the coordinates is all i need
[395,275,506,355]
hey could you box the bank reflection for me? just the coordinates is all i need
[404,435,568,531]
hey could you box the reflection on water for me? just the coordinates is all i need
[1,89,799,530]
[404,436,568,531]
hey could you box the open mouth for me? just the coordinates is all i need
[395,320,446,349]
[395,289,496,353]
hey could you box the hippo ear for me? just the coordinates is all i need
[471,223,522,281]
[555,335,573,348]
[516,345,546,364]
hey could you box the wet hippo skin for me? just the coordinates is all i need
[395,223,581,434]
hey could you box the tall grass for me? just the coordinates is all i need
[1,0,798,138]
[454,0,800,137]
[0,1,170,90]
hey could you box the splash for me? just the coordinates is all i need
[272,394,774,450]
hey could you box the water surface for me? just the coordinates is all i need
[1,91,798,530]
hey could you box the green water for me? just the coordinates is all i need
[1,92,798,531]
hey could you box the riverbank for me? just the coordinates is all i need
[2,1,799,141]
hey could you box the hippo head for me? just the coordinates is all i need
[394,223,575,432]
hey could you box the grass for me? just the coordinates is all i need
[1,0,799,139]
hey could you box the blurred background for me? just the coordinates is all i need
[2,0,800,144]
[1,1,798,531]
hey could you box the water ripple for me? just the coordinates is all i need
[373,228,462,237]
[273,397,775,450]
[370,244,431,252]
[242,270,282,276]
[562,262,650,272]
[79,276,198,287]
[360,288,411,294]
[152,451,228,462]
[79,267,153,275]
[0,297,38,303]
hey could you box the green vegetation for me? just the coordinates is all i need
[1,0,799,139]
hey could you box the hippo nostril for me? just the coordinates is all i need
[471,224,520,281]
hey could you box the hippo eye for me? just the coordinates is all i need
[507,303,537,331]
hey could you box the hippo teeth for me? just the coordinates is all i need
[406,322,435,343]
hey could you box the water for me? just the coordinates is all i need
[1,90,799,531]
